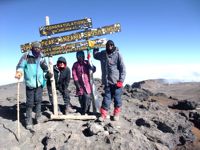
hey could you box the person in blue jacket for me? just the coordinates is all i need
[15,41,49,130]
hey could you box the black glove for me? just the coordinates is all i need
[40,60,48,72]
[45,71,53,79]
[93,47,99,52]
[74,80,80,91]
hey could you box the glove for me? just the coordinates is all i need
[15,71,22,79]
[88,40,95,48]
[93,47,99,52]
[116,81,123,88]
[45,71,53,79]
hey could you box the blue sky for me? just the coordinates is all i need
[0,0,200,85]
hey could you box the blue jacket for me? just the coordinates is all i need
[16,51,48,88]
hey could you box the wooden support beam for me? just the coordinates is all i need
[50,114,97,120]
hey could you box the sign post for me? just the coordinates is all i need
[45,16,59,116]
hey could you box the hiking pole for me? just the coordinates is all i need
[17,79,20,140]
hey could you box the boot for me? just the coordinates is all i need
[98,107,107,122]
[51,104,62,115]
[26,107,33,130]
[65,105,76,114]
[58,106,63,115]
[113,107,121,121]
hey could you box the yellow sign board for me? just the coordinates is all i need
[39,18,92,36]
[40,23,121,47]
[43,39,107,56]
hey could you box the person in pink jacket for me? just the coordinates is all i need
[72,51,96,115]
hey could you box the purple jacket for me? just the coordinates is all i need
[72,60,92,95]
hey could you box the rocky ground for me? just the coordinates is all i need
[0,79,200,150]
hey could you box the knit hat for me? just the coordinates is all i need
[106,40,115,48]
[32,41,41,48]
[76,51,85,58]
[57,56,66,64]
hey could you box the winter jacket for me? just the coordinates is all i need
[46,65,71,92]
[16,51,48,88]
[72,60,95,95]
[93,48,126,86]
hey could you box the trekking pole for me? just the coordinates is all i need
[17,79,20,140]
[87,40,99,113]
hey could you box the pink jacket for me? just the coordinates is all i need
[72,60,92,95]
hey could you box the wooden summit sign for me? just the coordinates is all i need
[21,23,121,54]
[39,18,92,36]
[43,38,107,56]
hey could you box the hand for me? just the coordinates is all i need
[45,71,53,79]
[15,71,22,79]
[93,48,99,52]
[88,40,95,48]
[116,81,123,88]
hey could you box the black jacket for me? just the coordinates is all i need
[47,65,71,92]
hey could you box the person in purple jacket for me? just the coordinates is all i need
[72,51,96,115]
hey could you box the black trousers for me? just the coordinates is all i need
[78,93,91,115]
[47,85,70,107]
[25,86,43,124]
[26,86,43,108]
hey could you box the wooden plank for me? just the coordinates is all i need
[39,18,92,36]
[50,114,97,120]
[43,38,107,56]
[40,23,121,47]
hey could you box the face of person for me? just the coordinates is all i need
[33,47,41,52]
[77,53,85,63]
[32,46,41,57]
[106,42,115,54]
[107,43,114,50]
[57,61,65,68]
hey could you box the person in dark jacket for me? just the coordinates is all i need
[93,40,126,121]
[46,56,75,114]
[72,51,96,115]
[15,41,49,130]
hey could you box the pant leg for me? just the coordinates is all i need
[47,85,53,105]
[78,95,84,114]
[101,86,112,111]
[35,86,43,119]
[113,86,123,108]
[83,93,91,114]
[62,88,70,107]
[26,86,34,125]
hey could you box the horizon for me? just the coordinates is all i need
[1,0,200,86]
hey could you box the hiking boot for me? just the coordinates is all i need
[35,116,43,124]
[113,115,120,121]
[26,107,33,129]
[26,124,33,130]
[65,106,76,114]
[98,107,107,122]
[113,107,121,121]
